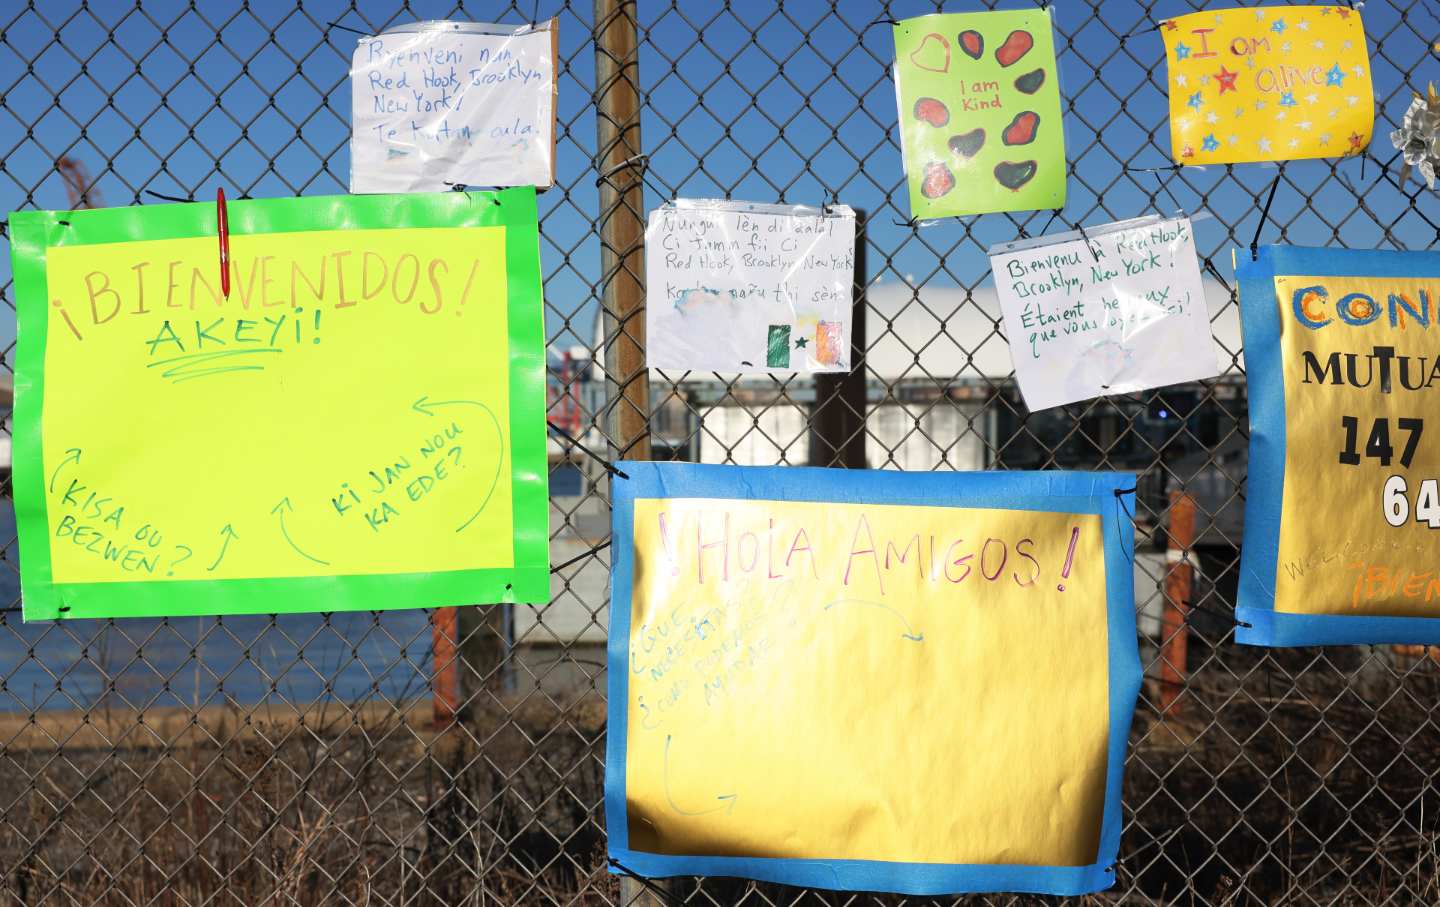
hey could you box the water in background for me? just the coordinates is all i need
[0,500,435,713]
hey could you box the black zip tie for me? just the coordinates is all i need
[1183,602,1252,629]
[1113,487,1135,566]
[328,20,371,37]
[892,215,920,228]
[551,539,612,574]
[1124,164,1183,173]
[1151,169,1185,216]
[869,16,901,29]
[1250,165,1284,261]
[1076,222,1099,262]
[1040,208,1062,235]
[547,422,630,480]
[0,607,20,614]
[607,858,685,907]
[595,153,648,187]
[1120,20,1158,40]
[442,182,502,205]
[145,189,193,203]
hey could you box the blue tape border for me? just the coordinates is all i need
[604,462,1139,896]
[1236,244,1440,647]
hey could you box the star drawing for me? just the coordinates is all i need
[1271,18,1286,34]
[1187,91,1204,110]
[1202,133,1220,152]
[1215,65,1239,94]
[1174,42,1191,60]
[1326,64,1345,86]
[1279,91,1298,108]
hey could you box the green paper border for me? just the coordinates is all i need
[8,187,550,620]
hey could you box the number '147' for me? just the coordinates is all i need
[1340,416,1424,468]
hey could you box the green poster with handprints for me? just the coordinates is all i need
[7,187,549,619]
[893,8,1067,219]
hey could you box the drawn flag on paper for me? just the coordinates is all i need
[349,20,558,193]
[1160,6,1373,165]
[892,8,1066,219]
[989,215,1220,411]
[606,462,1141,897]
[645,200,856,374]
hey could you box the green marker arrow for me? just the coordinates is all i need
[271,498,329,566]
[48,448,81,494]
[412,395,505,533]
[206,524,240,572]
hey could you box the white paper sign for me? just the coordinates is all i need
[349,20,555,194]
[646,200,856,374]
[989,215,1219,411]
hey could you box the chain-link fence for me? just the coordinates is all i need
[3,0,1440,904]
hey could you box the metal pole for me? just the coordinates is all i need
[1160,492,1196,717]
[595,0,650,463]
[595,2,658,903]
[809,211,867,468]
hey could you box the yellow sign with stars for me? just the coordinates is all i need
[1161,5,1373,165]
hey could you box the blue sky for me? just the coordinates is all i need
[2,0,1439,357]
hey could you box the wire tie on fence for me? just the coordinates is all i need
[547,421,630,480]
[1183,602,1251,629]
[1120,21,1160,40]
[595,153,648,187]
[442,181,502,205]
[1113,487,1135,565]
[607,859,686,907]
[1040,208,1061,236]
[551,539,612,574]
[145,189,194,203]
[892,215,920,229]
[868,16,901,29]
[1076,222,1099,262]
[327,20,371,37]
[1250,165,1284,261]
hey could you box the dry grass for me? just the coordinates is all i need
[1,647,1438,904]
[0,694,614,905]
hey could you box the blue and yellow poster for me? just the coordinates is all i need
[1238,245,1440,645]
[606,462,1140,896]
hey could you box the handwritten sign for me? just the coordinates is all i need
[1237,245,1440,645]
[1161,6,1372,165]
[989,216,1220,411]
[892,8,1065,219]
[350,20,557,193]
[7,189,550,620]
[645,200,856,374]
[607,463,1140,896]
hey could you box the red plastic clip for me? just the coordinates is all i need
[216,187,230,299]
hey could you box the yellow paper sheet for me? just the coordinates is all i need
[1273,275,1440,618]
[41,227,513,583]
[1161,6,1372,165]
[625,497,1109,865]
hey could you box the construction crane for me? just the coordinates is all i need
[56,155,100,209]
